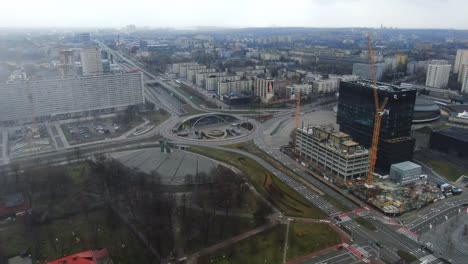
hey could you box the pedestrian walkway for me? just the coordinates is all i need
[397,227,419,242]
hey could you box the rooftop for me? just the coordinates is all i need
[47,249,110,264]
[343,79,415,93]
[391,161,421,170]
[433,127,468,143]
[342,140,359,147]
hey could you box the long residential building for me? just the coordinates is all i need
[462,67,468,94]
[0,72,144,125]
[312,79,340,94]
[285,84,313,98]
[196,72,227,87]
[295,125,369,181]
[206,75,239,91]
[171,62,199,76]
[218,80,253,95]
[455,49,468,74]
[187,67,213,83]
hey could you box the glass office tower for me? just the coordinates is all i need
[337,80,417,171]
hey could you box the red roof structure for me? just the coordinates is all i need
[47,249,112,264]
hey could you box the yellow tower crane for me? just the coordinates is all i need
[366,35,388,187]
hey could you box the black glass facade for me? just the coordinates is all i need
[337,80,417,171]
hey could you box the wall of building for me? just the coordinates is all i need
[0,72,144,124]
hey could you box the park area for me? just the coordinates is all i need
[189,146,327,219]
[198,222,342,264]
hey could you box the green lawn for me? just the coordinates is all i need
[425,160,468,182]
[189,146,327,219]
[355,217,377,231]
[198,225,285,264]
[287,222,342,261]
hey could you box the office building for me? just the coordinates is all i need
[0,72,144,125]
[455,49,468,74]
[389,161,421,185]
[425,63,451,89]
[75,32,91,43]
[352,63,384,81]
[462,67,468,94]
[337,80,417,171]
[218,80,253,95]
[80,47,103,76]
[295,125,369,181]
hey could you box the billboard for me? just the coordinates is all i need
[267,82,273,93]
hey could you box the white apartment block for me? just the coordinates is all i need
[206,75,239,91]
[254,77,275,103]
[187,66,211,83]
[462,67,468,94]
[295,126,369,181]
[80,47,103,76]
[196,72,227,87]
[0,72,144,125]
[285,84,313,99]
[312,79,340,93]
[171,62,199,76]
[329,74,359,82]
[218,80,253,95]
[425,63,451,89]
[455,49,468,74]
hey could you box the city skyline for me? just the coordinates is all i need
[1,0,468,29]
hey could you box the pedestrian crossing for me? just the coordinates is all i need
[419,254,438,263]
[397,227,419,242]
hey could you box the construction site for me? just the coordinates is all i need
[289,35,460,216]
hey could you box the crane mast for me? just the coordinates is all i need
[366,35,388,186]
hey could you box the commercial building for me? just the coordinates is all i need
[80,47,103,76]
[337,80,417,171]
[295,125,369,181]
[429,127,468,158]
[462,67,468,94]
[425,62,451,89]
[412,98,441,123]
[455,49,468,74]
[389,161,421,185]
[352,63,384,81]
[286,84,313,99]
[312,79,339,94]
[0,72,144,125]
[218,80,253,95]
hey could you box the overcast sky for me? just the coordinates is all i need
[1,0,467,29]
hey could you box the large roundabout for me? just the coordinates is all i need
[160,113,261,146]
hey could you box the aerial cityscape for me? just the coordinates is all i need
[1,1,468,264]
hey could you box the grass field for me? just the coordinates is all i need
[287,222,341,261]
[189,146,327,219]
[140,109,171,125]
[355,217,377,231]
[198,225,285,264]
[425,160,468,182]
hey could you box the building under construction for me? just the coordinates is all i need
[295,125,369,181]
[337,80,417,172]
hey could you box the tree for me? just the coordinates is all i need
[254,202,272,226]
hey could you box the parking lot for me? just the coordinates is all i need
[61,118,125,145]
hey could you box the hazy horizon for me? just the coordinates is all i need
[1,0,468,30]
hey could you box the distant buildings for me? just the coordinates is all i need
[254,77,275,103]
[454,49,468,75]
[0,72,144,125]
[462,67,468,94]
[425,61,451,89]
[80,47,103,76]
[352,63,384,81]
[312,79,339,94]
[217,80,253,96]
[295,125,369,181]
[286,84,313,98]
[389,161,421,185]
[337,80,417,171]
